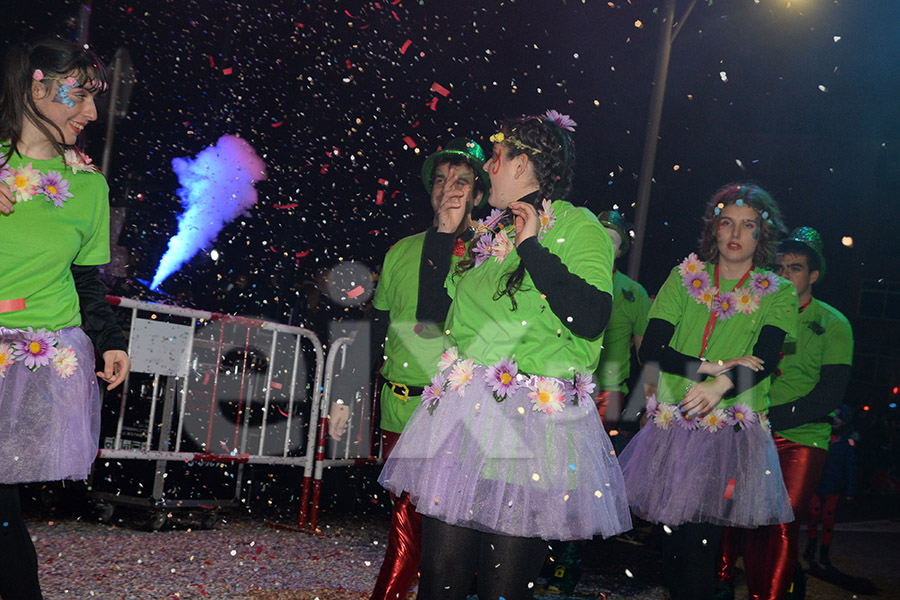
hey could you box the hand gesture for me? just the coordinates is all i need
[680,376,731,418]
[435,169,469,234]
[0,185,14,215]
[508,200,540,247]
[97,350,130,390]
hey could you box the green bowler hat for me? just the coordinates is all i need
[597,209,630,254]
[421,137,491,207]
[783,226,827,277]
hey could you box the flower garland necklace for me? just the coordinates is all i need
[422,347,594,416]
[471,201,556,267]
[0,148,98,208]
[678,253,779,357]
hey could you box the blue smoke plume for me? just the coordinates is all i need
[151,135,267,291]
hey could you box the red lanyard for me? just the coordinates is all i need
[699,264,751,358]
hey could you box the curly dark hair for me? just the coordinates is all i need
[698,182,787,268]
[453,115,576,310]
[0,36,109,169]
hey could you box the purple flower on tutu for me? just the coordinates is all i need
[528,377,566,415]
[423,373,447,415]
[713,291,738,320]
[473,234,493,267]
[11,327,57,370]
[39,170,73,207]
[653,403,677,430]
[750,271,779,297]
[674,407,698,431]
[486,357,519,399]
[0,341,15,377]
[437,347,459,372]
[683,271,711,299]
[726,403,757,430]
[448,358,476,397]
[570,371,595,406]
[699,409,728,433]
[645,394,658,417]
[52,345,78,379]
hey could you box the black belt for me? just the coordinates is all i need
[386,381,426,402]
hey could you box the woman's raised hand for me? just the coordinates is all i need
[508,200,539,247]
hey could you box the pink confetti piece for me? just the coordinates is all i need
[271,121,283,128]
[378,178,388,185]
[347,285,365,299]
[427,97,439,111]
[723,478,737,499]
[376,190,385,205]
[430,82,450,97]
[273,203,298,209]
[270,381,283,390]
[202,373,210,385]
[296,250,311,257]
[400,39,412,54]
[344,9,357,18]
[403,136,416,148]
[222,67,233,75]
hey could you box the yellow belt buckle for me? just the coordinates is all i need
[389,382,410,403]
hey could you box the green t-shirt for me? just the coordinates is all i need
[0,146,110,331]
[595,269,651,393]
[649,262,799,412]
[771,298,853,449]
[372,231,450,432]
[444,200,614,378]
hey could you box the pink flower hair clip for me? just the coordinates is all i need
[541,109,577,132]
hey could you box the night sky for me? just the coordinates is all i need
[4,1,899,384]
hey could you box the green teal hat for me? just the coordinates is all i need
[421,138,490,207]
[597,209,630,254]
[781,226,826,278]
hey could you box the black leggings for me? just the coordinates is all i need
[0,484,43,599]
[660,522,724,600]
[418,516,549,600]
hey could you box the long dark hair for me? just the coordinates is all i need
[0,36,109,168]
[456,115,576,310]
[698,182,787,268]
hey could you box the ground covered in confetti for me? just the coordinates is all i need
[26,491,900,600]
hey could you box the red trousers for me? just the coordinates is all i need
[595,390,625,429]
[370,431,423,600]
[718,435,827,600]
[807,492,840,546]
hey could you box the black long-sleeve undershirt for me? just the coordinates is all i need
[639,318,786,397]
[71,265,128,355]
[416,228,612,339]
[767,363,852,431]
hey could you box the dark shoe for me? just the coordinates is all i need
[713,580,735,600]
[819,544,831,566]
[545,543,582,595]
[785,563,807,599]
[803,537,817,562]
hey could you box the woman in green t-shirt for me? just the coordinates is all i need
[618,183,797,600]
[0,37,129,598]
[379,111,632,599]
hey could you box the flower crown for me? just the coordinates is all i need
[489,131,543,154]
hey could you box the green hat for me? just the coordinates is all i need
[781,226,827,278]
[421,138,490,207]
[597,209,630,254]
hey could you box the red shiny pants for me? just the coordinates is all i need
[718,435,827,600]
[595,390,625,429]
[370,431,422,600]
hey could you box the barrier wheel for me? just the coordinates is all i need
[96,503,116,524]
[148,511,168,531]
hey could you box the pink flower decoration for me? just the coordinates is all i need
[674,407,698,431]
[653,403,677,430]
[0,342,15,377]
[683,271,711,299]
[11,328,57,370]
[570,371,595,406]
[473,234,493,267]
[734,289,760,315]
[528,376,566,414]
[538,199,556,235]
[713,291,738,320]
[39,171,74,207]
[52,345,78,379]
[486,357,519,398]
[750,272,779,297]
[678,253,704,277]
[32,69,44,81]
[5,163,41,203]
[699,409,728,433]
[541,109,577,132]
[491,229,513,264]
[697,286,719,308]
[63,76,78,86]
[448,358,476,397]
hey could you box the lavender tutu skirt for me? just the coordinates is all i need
[378,362,632,541]
[618,407,793,528]
[0,327,100,484]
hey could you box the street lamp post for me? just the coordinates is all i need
[627,0,697,281]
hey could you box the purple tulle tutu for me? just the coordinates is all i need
[0,327,100,484]
[618,407,793,528]
[379,361,632,541]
